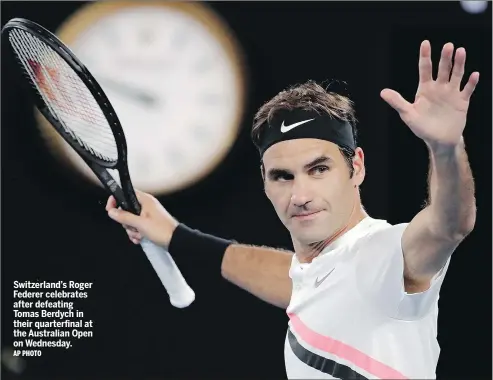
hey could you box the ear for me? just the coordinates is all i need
[352,147,365,187]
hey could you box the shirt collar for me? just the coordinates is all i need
[292,216,378,266]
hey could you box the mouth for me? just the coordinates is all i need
[292,211,322,220]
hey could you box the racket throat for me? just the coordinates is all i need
[88,162,136,213]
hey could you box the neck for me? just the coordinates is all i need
[293,206,368,263]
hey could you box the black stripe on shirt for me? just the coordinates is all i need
[287,329,368,379]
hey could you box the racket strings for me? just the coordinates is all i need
[9,29,118,162]
[11,31,105,150]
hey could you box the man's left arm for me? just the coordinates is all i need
[401,138,475,292]
[381,40,479,293]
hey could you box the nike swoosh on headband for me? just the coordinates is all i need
[280,118,315,133]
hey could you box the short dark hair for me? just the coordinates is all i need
[252,80,358,177]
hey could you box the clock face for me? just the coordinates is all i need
[38,2,245,194]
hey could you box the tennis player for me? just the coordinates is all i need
[106,41,478,379]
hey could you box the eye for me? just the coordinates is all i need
[272,173,294,182]
[310,165,329,175]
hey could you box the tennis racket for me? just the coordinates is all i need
[2,18,195,308]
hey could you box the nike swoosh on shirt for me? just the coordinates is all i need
[280,118,315,133]
[314,268,335,288]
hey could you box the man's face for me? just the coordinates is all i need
[262,139,365,245]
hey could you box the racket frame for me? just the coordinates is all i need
[2,18,141,214]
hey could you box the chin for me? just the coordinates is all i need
[291,228,332,245]
[291,221,338,244]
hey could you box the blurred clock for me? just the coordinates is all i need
[36,1,246,195]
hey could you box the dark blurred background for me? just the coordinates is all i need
[1,1,491,379]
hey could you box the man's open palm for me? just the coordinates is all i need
[381,40,479,147]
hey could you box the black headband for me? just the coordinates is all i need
[254,110,356,157]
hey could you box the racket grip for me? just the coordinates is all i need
[139,238,195,308]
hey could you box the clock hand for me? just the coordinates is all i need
[96,76,159,107]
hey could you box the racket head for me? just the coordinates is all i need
[2,18,141,213]
[2,18,129,169]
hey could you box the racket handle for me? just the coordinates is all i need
[139,238,195,308]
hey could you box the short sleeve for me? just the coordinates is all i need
[355,223,451,321]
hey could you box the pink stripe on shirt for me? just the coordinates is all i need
[288,313,408,379]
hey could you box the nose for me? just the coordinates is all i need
[290,178,313,207]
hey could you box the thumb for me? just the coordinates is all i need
[380,89,412,115]
[108,208,141,229]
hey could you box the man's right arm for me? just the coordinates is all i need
[221,244,293,309]
[106,192,293,310]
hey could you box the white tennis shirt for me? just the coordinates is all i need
[284,217,450,379]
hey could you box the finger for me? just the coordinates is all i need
[450,47,466,88]
[418,40,433,83]
[134,189,147,202]
[437,43,454,83]
[130,235,142,244]
[131,238,141,245]
[105,196,117,211]
[461,72,480,100]
[132,189,151,209]
[123,224,138,233]
[380,89,413,115]
[127,230,142,240]
[108,208,141,228]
